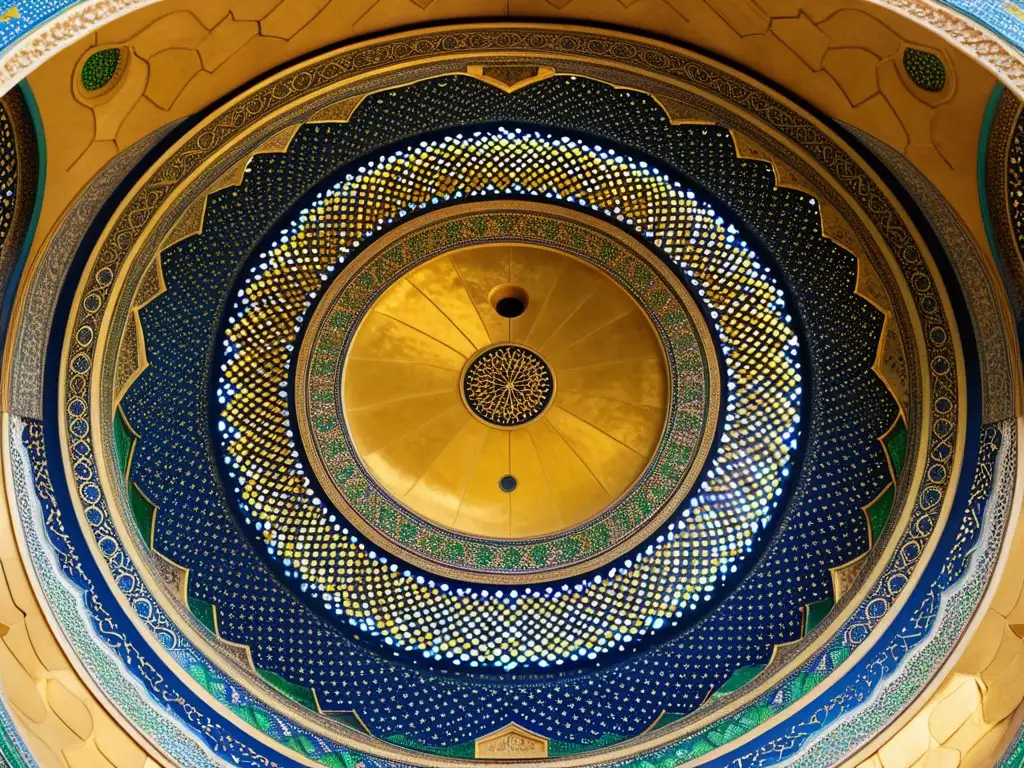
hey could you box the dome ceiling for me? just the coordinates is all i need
[0,17,1020,768]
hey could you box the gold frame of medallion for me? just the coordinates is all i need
[30,23,969,768]
[295,204,709,576]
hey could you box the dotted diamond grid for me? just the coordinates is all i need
[0,104,20,254]
[1004,109,1024,271]
[80,47,120,91]
[217,128,802,670]
[902,48,946,92]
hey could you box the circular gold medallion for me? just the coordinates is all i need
[461,344,554,427]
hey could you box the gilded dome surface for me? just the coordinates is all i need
[138,75,857,734]
[33,67,898,759]
[339,245,668,537]
[299,236,693,550]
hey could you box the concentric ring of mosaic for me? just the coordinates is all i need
[217,127,802,669]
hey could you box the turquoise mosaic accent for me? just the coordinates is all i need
[187,595,217,634]
[0,695,34,768]
[998,720,1024,767]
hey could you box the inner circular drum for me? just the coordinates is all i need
[340,243,671,540]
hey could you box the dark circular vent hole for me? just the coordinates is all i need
[489,284,529,319]
[499,475,518,493]
[495,297,526,318]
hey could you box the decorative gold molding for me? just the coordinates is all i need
[729,129,774,164]
[772,159,818,197]
[855,253,912,417]
[648,94,717,125]
[831,553,869,603]
[159,122,301,251]
[984,88,1024,323]
[475,724,549,760]
[305,95,367,124]
[818,201,862,257]
[465,63,556,92]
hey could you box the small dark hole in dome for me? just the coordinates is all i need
[499,475,518,492]
[489,284,529,318]
[495,297,526,319]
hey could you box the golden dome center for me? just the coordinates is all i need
[340,242,673,540]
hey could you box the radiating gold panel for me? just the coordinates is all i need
[555,390,664,456]
[557,358,668,408]
[347,312,466,371]
[403,419,489,524]
[536,283,639,359]
[455,429,513,537]
[342,360,458,405]
[344,390,463,456]
[405,257,491,349]
[524,417,610,529]
[543,406,648,497]
[508,429,560,538]
[522,256,607,350]
[341,244,669,540]
[507,245,567,343]
[362,405,472,499]
[373,278,479,358]
[448,246,514,344]
[547,310,666,370]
